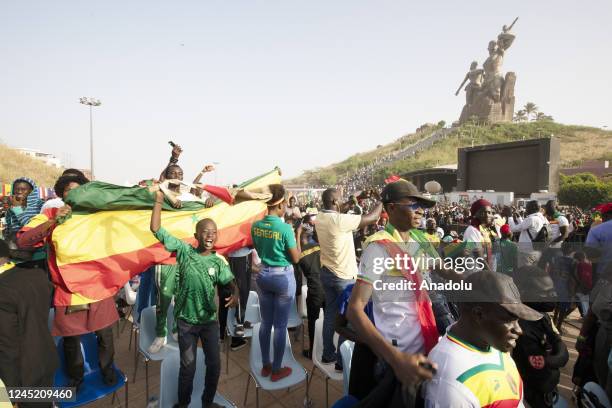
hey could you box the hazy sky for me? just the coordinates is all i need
[1,1,611,185]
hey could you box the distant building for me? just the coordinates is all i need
[560,160,610,178]
[16,148,63,168]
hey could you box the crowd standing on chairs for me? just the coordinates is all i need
[1,141,612,408]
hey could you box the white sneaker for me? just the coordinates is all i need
[148,336,167,354]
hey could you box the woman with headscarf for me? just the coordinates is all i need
[462,199,500,274]
[4,177,44,266]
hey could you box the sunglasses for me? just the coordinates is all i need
[390,202,424,211]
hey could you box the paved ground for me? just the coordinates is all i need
[87,314,342,408]
[84,310,583,408]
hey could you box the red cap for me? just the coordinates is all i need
[384,175,401,184]
[500,224,511,236]
[594,203,612,215]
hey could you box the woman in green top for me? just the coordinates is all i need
[251,184,300,381]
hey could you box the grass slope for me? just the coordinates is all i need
[0,144,62,187]
[290,122,612,185]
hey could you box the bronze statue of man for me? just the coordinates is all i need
[455,61,484,106]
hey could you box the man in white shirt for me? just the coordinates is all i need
[510,201,549,267]
[347,180,461,398]
[315,188,382,369]
[537,200,570,271]
[543,200,569,249]
[502,205,523,241]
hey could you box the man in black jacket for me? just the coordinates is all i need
[512,265,569,407]
[295,232,325,359]
[0,239,59,407]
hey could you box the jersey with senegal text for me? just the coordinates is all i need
[424,333,524,408]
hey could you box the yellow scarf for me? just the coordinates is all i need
[0,262,16,275]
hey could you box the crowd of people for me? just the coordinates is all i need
[1,143,612,408]
[287,185,612,407]
[306,127,452,194]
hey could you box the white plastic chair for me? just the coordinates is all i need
[299,285,308,319]
[339,341,354,396]
[135,305,179,400]
[308,311,342,408]
[287,298,302,328]
[244,323,308,408]
[225,291,261,372]
[160,348,236,408]
[226,291,261,338]
[125,290,140,353]
[282,296,303,345]
[300,285,308,346]
[576,382,611,408]
[48,308,60,345]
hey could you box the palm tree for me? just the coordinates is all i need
[534,112,554,122]
[514,110,527,122]
[523,102,538,120]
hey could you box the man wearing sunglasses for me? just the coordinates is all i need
[347,179,460,400]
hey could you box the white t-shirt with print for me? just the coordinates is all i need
[424,334,524,408]
[357,241,424,354]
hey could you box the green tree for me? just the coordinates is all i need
[558,181,612,209]
[561,172,599,184]
[523,102,538,120]
[534,112,554,122]
[514,110,527,122]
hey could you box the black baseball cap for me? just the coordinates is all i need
[380,179,436,208]
[512,266,558,303]
[459,271,542,321]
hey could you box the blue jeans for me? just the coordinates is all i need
[136,266,157,322]
[256,264,296,372]
[320,267,354,362]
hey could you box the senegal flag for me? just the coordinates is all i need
[23,168,281,306]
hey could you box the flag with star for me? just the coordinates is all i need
[22,168,280,306]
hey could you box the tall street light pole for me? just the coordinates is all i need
[79,97,101,180]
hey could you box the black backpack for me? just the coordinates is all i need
[528,223,553,243]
